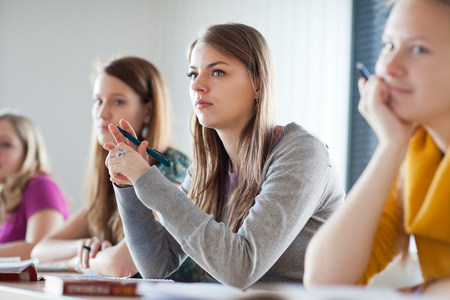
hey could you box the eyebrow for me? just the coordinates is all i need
[382,35,432,42]
[189,61,229,69]
[93,93,127,98]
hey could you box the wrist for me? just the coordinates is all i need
[377,138,410,156]
[374,141,409,170]
[131,166,151,185]
[70,256,81,273]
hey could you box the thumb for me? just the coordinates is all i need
[103,142,116,151]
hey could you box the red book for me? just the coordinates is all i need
[0,259,39,281]
[44,274,141,296]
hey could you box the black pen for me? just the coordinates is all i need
[115,125,171,167]
[356,62,371,80]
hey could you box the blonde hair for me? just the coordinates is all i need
[0,110,50,223]
[84,57,172,243]
[187,23,277,233]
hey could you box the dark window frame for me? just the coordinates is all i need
[346,0,391,191]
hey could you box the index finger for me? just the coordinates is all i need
[357,77,367,95]
[119,119,138,139]
[108,124,127,145]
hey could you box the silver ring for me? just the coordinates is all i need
[116,149,127,157]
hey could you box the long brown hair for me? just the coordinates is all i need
[187,23,277,233]
[0,111,51,223]
[84,57,172,244]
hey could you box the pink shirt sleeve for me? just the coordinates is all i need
[22,174,70,220]
[0,174,70,244]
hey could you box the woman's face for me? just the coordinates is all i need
[188,44,257,135]
[0,119,25,183]
[92,73,152,145]
[375,0,450,127]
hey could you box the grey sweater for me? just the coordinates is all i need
[115,122,344,289]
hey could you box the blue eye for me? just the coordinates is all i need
[93,98,102,105]
[382,42,394,51]
[412,45,427,54]
[187,72,197,79]
[212,70,224,77]
[114,99,125,105]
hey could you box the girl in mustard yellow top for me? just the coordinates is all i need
[304,0,450,297]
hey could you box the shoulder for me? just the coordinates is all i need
[263,123,344,212]
[24,174,60,192]
[22,174,69,217]
[265,123,338,190]
[273,122,331,163]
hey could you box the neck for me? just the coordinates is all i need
[216,129,241,173]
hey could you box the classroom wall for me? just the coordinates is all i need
[0,0,351,211]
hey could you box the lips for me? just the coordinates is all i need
[195,99,213,109]
[388,84,413,95]
[97,125,110,132]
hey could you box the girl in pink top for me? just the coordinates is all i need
[0,110,69,259]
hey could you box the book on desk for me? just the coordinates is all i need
[43,270,173,296]
[0,259,39,281]
[44,274,140,296]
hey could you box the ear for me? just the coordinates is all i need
[143,101,153,124]
[255,89,260,100]
[253,77,260,99]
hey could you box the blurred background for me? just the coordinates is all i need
[1,0,386,212]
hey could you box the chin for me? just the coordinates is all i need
[97,134,115,146]
[197,119,215,129]
[390,104,413,123]
[199,122,213,129]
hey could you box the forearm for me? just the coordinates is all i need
[31,210,90,263]
[31,239,82,263]
[37,258,77,272]
[304,144,407,285]
[115,184,184,279]
[0,241,36,260]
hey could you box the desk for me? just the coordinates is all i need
[0,275,139,300]
[0,273,245,300]
[1,277,448,300]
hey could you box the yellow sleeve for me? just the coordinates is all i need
[357,188,404,284]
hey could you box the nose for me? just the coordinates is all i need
[376,50,405,79]
[93,101,110,121]
[190,73,208,93]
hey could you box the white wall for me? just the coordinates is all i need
[0,0,351,212]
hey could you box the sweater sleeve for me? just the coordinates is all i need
[357,187,404,284]
[114,185,186,279]
[116,124,343,289]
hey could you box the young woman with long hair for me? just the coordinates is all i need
[104,23,344,289]
[32,57,191,278]
[0,110,69,258]
[304,0,450,296]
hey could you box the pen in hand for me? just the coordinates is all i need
[356,62,371,80]
[115,125,171,167]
